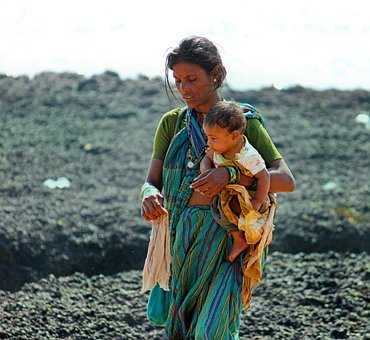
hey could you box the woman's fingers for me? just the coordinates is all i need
[203,185,220,198]
[142,207,153,221]
[193,181,210,192]
[151,194,167,216]
[142,199,158,220]
[191,170,211,188]
[193,181,218,198]
[191,168,229,197]
[154,200,168,215]
[141,195,167,221]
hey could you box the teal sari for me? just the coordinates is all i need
[147,108,244,339]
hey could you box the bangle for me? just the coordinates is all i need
[140,182,160,201]
[225,166,240,184]
[234,167,241,184]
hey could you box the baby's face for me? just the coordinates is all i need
[203,124,238,154]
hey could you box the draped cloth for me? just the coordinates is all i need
[160,108,243,339]
[209,155,277,310]
[162,108,208,251]
[215,185,277,310]
[167,206,243,339]
[141,213,171,293]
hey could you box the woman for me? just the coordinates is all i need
[141,36,295,339]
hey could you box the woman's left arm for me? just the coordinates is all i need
[192,118,296,196]
[237,158,295,193]
[267,158,296,193]
[191,157,295,197]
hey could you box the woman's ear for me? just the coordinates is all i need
[210,64,226,88]
[209,71,218,89]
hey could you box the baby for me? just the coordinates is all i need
[200,101,270,262]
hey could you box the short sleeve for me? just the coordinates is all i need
[244,154,266,175]
[237,143,266,175]
[245,118,282,166]
[151,108,182,160]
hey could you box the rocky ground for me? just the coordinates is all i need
[0,72,369,339]
[0,253,368,339]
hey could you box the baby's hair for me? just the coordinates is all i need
[204,101,246,133]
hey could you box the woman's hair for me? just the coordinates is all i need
[204,101,246,133]
[164,36,227,99]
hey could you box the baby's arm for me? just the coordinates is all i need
[200,149,215,173]
[251,168,270,211]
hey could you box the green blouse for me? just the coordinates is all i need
[152,107,282,166]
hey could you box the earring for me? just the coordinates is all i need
[213,79,217,82]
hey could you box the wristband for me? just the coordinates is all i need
[225,166,240,184]
[140,182,160,201]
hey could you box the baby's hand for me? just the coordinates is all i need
[250,198,262,212]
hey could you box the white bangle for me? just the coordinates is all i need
[140,182,160,201]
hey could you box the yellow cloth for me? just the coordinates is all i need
[219,184,277,310]
[141,214,172,293]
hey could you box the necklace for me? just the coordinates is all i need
[187,147,196,169]
[186,144,206,169]
[185,108,207,169]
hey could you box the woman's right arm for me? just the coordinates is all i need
[141,159,167,221]
[141,108,181,221]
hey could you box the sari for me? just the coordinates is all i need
[150,108,242,339]
[147,105,268,339]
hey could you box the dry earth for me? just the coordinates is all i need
[0,72,369,339]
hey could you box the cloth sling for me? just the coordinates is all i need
[213,182,277,309]
[209,131,276,310]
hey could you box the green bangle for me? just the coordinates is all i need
[226,166,240,184]
[140,182,160,201]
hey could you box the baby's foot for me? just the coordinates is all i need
[227,237,248,263]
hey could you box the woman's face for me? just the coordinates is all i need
[172,62,219,113]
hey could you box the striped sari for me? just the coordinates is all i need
[168,205,243,339]
[161,109,244,339]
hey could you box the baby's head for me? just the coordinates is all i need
[203,101,246,154]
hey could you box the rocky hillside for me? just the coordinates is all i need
[0,72,369,338]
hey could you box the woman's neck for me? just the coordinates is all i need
[193,93,222,115]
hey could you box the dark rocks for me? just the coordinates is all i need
[0,252,368,339]
[0,74,369,289]
[0,72,369,337]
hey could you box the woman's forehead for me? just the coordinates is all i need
[172,62,207,77]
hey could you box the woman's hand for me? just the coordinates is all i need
[141,193,168,221]
[141,159,168,221]
[190,168,229,198]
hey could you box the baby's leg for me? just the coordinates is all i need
[227,230,248,263]
[229,196,241,215]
